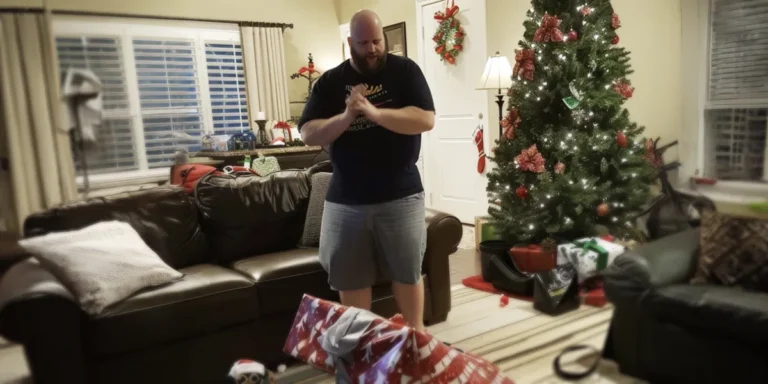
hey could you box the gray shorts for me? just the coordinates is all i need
[319,192,427,291]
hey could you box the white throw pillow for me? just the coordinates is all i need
[18,220,183,315]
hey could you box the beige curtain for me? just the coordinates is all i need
[0,12,77,234]
[240,26,291,122]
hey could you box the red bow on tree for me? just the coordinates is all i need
[513,49,536,81]
[501,108,521,140]
[612,13,621,29]
[516,144,546,173]
[434,0,459,20]
[613,81,635,99]
[533,13,564,43]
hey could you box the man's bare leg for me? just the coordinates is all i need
[392,277,425,332]
[339,287,373,310]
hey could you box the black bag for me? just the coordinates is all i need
[533,264,580,316]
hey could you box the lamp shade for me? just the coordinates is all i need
[476,52,513,91]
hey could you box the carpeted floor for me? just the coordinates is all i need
[275,286,645,384]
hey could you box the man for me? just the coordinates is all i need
[299,9,435,332]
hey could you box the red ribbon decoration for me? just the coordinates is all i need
[434,0,459,20]
[612,13,621,29]
[613,81,635,99]
[513,49,535,81]
[436,45,445,54]
[501,108,521,140]
[533,13,564,43]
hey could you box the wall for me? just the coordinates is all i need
[335,0,419,64]
[486,0,683,145]
[2,0,343,118]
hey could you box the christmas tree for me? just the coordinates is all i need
[487,0,656,246]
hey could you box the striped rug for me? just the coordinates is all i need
[275,285,644,384]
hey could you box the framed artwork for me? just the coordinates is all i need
[384,22,407,57]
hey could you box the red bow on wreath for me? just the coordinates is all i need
[533,13,564,43]
[513,49,535,81]
[434,0,459,20]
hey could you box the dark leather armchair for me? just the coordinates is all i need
[603,229,768,383]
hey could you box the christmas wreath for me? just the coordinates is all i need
[433,1,464,64]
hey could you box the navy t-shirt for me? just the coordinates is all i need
[298,54,435,205]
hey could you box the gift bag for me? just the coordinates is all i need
[557,238,625,284]
[533,263,580,316]
[251,153,280,176]
[283,294,513,383]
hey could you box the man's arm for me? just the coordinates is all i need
[368,106,434,135]
[300,112,355,146]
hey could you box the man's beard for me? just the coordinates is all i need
[350,49,387,75]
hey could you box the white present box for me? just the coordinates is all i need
[557,237,626,283]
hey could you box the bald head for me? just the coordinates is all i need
[350,9,383,36]
[347,9,387,74]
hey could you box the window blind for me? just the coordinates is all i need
[708,0,768,106]
[55,36,138,174]
[133,38,203,168]
[205,41,249,136]
[706,0,768,181]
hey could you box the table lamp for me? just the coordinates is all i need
[477,52,513,140]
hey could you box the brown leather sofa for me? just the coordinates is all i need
[0,164,462,384]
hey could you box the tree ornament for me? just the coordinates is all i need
[501,108,521,140]
[513,49,536,81]
[616,131,628,148]
[580,6,592,16]
[567,30,578,41]
[611,13,621,29]
[611,35,620,45]
[613,81,635,98]
[554,161,566,174]
[433,1,464,65]
[515,144,546,173]
[473,126,486,174]
[644,138,663,168]
[533,13,564,43]
[597,203,610,217]
[516,186,529,199]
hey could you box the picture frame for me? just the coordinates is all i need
[383,22,407,57]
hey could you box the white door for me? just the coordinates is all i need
[417,0,489,224]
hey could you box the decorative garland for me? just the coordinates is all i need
[433,1,464,65]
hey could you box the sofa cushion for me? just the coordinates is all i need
[643,284,768,346]
[231,249,337,315]
[19,221,183,316]
[298,172,331,247]
[86,264,259,357]
[195,171,312,264]
[23,187,209,269]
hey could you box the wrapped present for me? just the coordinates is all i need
[283,294,513,383]
[509,245,556,273]
[557,238,626,283]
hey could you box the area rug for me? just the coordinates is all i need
[461,274,607,307]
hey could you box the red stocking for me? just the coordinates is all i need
[474,126,486,174]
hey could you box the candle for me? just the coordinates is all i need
[257,111,265,120]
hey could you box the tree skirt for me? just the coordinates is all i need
[461,275,607,307]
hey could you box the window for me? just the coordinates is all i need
[53,18,247,181]
[704,0,768,182]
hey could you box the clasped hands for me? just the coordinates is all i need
[343,84,381,123]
